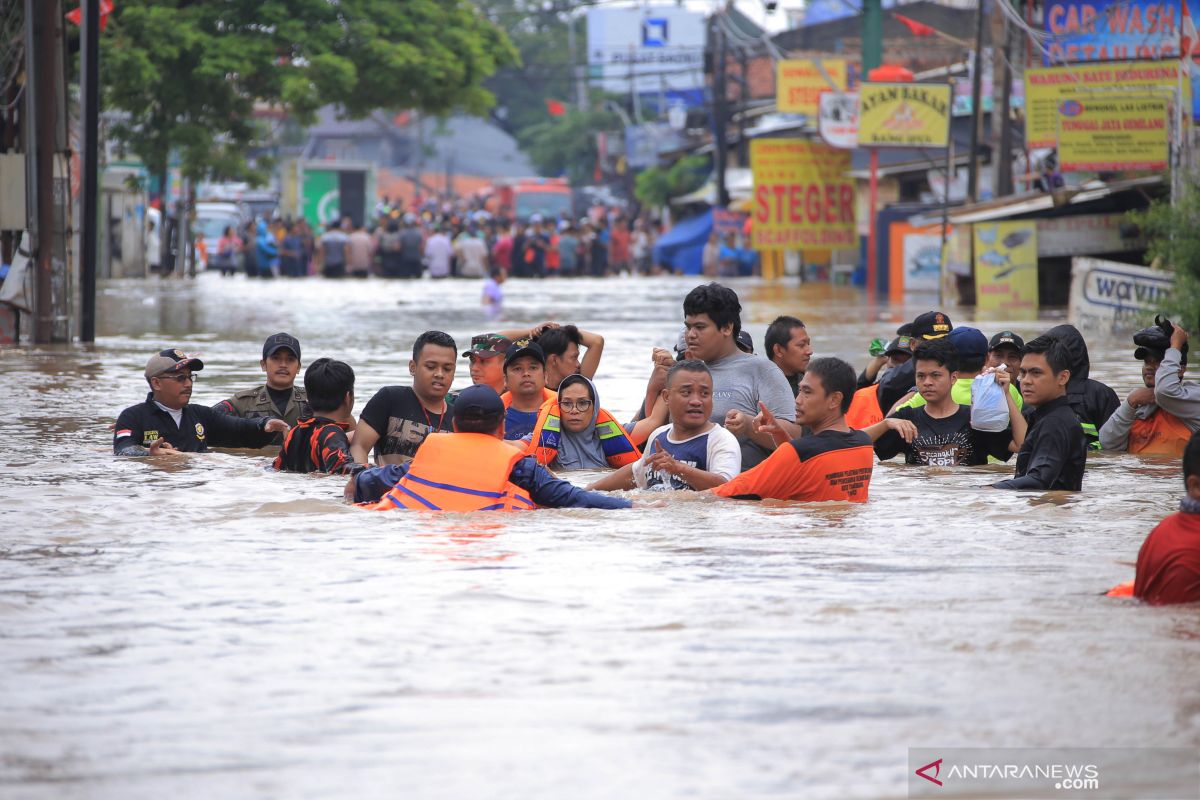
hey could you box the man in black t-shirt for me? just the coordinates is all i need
[350,331,458,465]
[866,340,1024,466]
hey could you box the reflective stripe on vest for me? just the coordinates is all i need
[528,403,640,468]
[373,433,535,512]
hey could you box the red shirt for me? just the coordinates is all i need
[1134,511,1200,605]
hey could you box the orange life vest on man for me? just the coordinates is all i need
[1129,408,1193,457]
[500,387,555,409]
[370,432,535,512]
[845,384,884,430]
[526,401,641,468]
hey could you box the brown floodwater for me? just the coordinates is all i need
[0,273,1196,798]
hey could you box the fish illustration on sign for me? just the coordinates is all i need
[976,226,998,245]
[978,249,1012,268]
[1002,229,1033,249]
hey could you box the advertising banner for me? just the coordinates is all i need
[750,139,856,250]
[1025,60,1185,147]
[776,59,849,116]
[857,83,952,147]
[818,91,860,148]
[586,6,706,96]
[1044,0,1182,63]
[1056,96,1169,170]
[974,221,1039,312]
[1069,256,1175,329]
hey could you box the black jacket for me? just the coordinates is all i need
[876,360,916,414]
[114,393,275,455]
[993,396,1087,491]
[1041,324,1119,448]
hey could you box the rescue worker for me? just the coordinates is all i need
[350,385,633,511]
[1100,318,1199,457]
[499,340,555,441]
[114,348,288,455]
[213,333,312,444]
[875,311,954,413]
[273,358,363,475]
[713,357,875,502]
[462,333,512,395]
[526,374,646,470]
[845,335,913,429]
[987,330,1025,375]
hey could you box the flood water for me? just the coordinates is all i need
[2,274,1198,799]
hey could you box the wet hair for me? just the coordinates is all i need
[1185,430,1200,483]
[535,324,582,358]
[666,359,711,386]
[412,330,457,361]
[764,316,806,363]
[304,358,355,413]
[1022,336,1072,376]
[913,339,957,372]
[805,357,856,413]
[683,283,742,339]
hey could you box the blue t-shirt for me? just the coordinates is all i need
[643,428,712,490]
[505,407,539,441]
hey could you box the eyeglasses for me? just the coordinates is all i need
[157,373,195,383]
[559,399,592,412]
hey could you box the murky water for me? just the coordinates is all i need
[2,274,1198,799]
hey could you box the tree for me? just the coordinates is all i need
[1127,181,1200,318]
[101,0,518,187]
[520,108,621,186]
[634,156,709,207]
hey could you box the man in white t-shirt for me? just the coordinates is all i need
[588,360,740,492]
[424,226,453,278]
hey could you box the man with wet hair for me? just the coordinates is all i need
[992,336,1087,491]
[1100,319,1199,456]
[764,315,813,397]
[114,348,287,456]
[350,330,457,466]
[683,282,798,469]
[712,357,874,502]
[274,358,362,475]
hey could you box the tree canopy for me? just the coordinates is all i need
[101,0,518,182]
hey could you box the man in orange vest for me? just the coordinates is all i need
[351,385,633,511]
[1100,318,1198,457]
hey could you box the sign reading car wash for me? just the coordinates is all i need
[776,58,849,116]
[1024,61,1185,147]
[856,83,951,147]
[750,139,856,250]
[1057,95,1169,171]
[1069,256,1175,329]
[818,91,859,148]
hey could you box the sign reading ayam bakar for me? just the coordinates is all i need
[750,139,856,250]
[856,82,951,147]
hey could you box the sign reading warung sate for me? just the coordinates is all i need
[1057,96,1169,171]
[1025,60,1187,147]
[750,139,856,250]
[857,83,951,147]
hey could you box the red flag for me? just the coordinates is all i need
[545,99,567,117]
[1182,0,1198,58]
[65,0,114,31]
[893,13,935,36]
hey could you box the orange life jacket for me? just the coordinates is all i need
[526,402,641,468]
[845,384,884,430]
[371,432,535,512]
[1105,579,1135,597]
[1129,408,1193,457]
[500,387,555,409]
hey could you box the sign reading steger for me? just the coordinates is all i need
[750,139,856,250]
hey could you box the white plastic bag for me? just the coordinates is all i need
[970,370,1009,432]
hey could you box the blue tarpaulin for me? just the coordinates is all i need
[653,210,712,275]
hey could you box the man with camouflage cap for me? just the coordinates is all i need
[114,348,289,456]
[461,333,512,395]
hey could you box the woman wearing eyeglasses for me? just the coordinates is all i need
[527,375,662,471]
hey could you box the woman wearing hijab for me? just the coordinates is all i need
[528,374,663,471]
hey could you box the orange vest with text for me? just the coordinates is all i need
[845,384,884,430]
[1129,408,1193,457]
[371,432,535,512]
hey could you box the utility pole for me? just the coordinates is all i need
[994,12,1015,197]
[80,0,100,341]
[737,47,749,166]
[967,0,987,202]
[862,0,882,72]
[714,21,729,207]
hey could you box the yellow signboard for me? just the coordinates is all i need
[856,83,951,147]
[776,59,848,116]
[1057,95,1169,171]
[750,139,856,250]
[974,221,1038,312]
[1025,60,1184,148]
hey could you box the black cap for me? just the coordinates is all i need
[989,330,1025,351]
[263,332,301,360]
[503,340,546,370]
[911,311,953,340]
[735,329,755,354]
[1133,324,1187,364]
[884,335,913,356]
[452,384,505,426]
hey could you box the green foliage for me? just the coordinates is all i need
[101,0,518,183]
[520,109,620,186]
[634,156,709,207]
[1127,180,1200,318]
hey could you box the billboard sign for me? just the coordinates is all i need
[1056,95,1169,171]
[857,83,952,147]
[818,91,860,148]
[776,59,849,116]
[750,139,856,250]
[587,6,705,97]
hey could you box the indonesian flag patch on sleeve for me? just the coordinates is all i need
[115,429,133,439]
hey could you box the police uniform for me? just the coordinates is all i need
[114,393,277,455]
[211,332,310,443]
